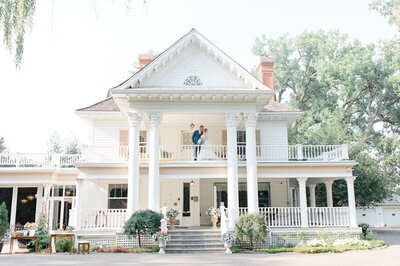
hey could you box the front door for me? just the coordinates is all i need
[180,181,200,227]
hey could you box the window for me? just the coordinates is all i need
[215,182,270,208]
[108,184,128,209]
[183,183,191,216]
[183,76,202,86]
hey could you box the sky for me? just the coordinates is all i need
[0,0,397,153]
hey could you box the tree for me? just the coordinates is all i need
[252,30,400,206]
[0,136,6,153]
[123,210,163,248]
[0,0,36,68]
[234,213,267,250]
[47,131,81,154]
[370,0,400,30]
[0,202,9,240]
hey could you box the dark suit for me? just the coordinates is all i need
[192,130,203,160]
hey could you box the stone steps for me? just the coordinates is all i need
[165,228,224,253]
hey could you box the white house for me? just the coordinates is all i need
[0,29,360,246]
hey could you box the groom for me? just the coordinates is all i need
[192,125,204,161]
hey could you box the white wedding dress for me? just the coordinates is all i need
[198,133,217,160]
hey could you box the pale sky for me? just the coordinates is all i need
[0,0,397,153]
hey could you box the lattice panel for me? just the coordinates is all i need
[116,234,156,247]
[79,236,116,246]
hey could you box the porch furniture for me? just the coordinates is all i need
[49,233,74,255]
[9,236,38,254]
[78,241,90,254]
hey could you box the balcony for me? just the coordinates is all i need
[0,144,349,168]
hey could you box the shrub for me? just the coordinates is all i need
[234,213,267,250]
[0,202,9,241]
[56,237,73,252]
[124,210,163,248]
[359,223,370,238]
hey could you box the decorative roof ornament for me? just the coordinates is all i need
[183,76,202,86]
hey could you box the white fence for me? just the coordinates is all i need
[80,209,127,229]
[239,207,350,227]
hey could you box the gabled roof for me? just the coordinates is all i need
[111,28,273,91]
[76,97,120,112]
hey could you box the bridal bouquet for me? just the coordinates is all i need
[197,135,205,145]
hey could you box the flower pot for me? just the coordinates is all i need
[169,216,176,229]
[0,241,4,253]
[211,215,218,228]
[158,238,166,254]
[224,242,232,254]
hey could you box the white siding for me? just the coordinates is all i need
[80,180,108,209]
[257,121,288,146]
[143,46,246,89]
[92,120,127,146]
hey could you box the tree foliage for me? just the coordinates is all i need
[0,0,36,68]
[47,131,81,154]
[370,0,400,30]
[234,213,267,250]
[0,136,6,153]
[124,210,163,248]
[0,202,9,239]
[253,30,400,207]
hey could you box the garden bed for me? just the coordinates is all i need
[97,246,159,253]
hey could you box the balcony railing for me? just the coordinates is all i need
[0,144,349,168]
[80,209,127,229]
[0,153,81,167]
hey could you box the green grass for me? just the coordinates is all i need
[254,239,386,254]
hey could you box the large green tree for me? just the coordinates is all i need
[252,30,400,207]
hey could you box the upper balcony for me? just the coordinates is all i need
[0,144,349,168]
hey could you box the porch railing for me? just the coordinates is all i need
[239,206,350,227]
[308,207,350,227]
[160,145,227,161]
[80,209,127,229]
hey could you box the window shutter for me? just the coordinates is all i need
[256,130,261,145]
[222,130,227,145]
[119,130,129,146]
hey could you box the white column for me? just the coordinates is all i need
[297,177,309,228]
[308,184,316,207]
[127,112,142,217]
[148,112,162,211]
[10,186,18,231]
[225,112,239,229]
[345,176,357,227]
[244,112,259,213]
[324,180,334,207]
[75,179,82,230]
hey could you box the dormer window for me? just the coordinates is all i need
[183,76,202,86]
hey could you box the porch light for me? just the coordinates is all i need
[190,180,195,186]
[27,195,35,201]
[21,199,28,204]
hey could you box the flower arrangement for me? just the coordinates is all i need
[166,208,179,218]
[222,232,235,244]
[206,207,221,217]
[153,231,171,242]
[24,222,38,230]
[65,226,75,232]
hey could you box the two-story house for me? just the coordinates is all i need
[0,29,360,248]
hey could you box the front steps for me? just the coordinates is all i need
[166,228,225,253]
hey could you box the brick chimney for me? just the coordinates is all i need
[138,54,153,69]
[256,57,275,100]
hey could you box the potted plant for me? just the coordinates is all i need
[0,202,9,253]
[65,226,75,233]
[166,208,179,229]
[206,207,221,228]
[222,231,235,254]
[153,231,170,254]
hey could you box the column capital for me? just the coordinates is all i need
[323,180,334,186]
[224,112,239,127]
[243,112,259,127]
[147,112,162,127]
[296,177,308,184]
[307,184,317,189]
[345,176,357,184]
[127,112,142,127]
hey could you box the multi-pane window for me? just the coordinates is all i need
[108,184,128,209]
[183,76,202,86]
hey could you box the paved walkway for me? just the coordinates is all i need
[0,229,399,266]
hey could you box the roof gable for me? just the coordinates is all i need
[114,29,273,91]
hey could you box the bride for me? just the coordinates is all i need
[198,128,217,160]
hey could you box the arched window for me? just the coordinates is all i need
[183,76,202,86]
